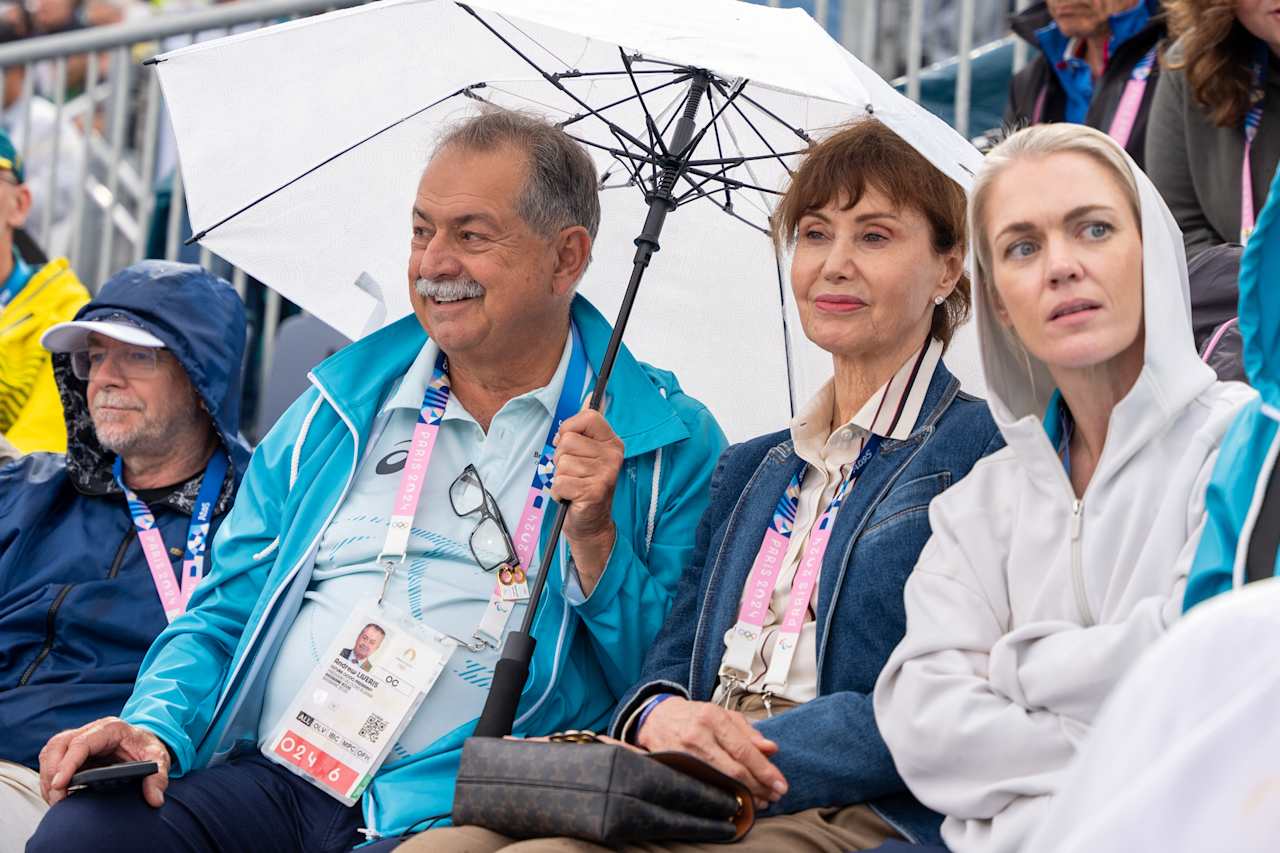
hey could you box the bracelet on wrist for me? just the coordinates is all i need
[634,692,675,742]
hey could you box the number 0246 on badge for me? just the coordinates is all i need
[263,599,455,805]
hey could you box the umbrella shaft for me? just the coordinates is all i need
[638,73,711,259]
[476,72,712,740]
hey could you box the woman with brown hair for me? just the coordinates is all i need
[397,118,1001,852]
[1146,0,1280,257]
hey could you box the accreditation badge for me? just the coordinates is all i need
[263,598,456,805]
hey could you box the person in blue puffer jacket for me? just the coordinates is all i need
[0,260,249,849]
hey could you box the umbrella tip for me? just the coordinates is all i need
[184,231,206,247]
[142,56,164,66]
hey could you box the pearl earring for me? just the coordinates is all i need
[933,295,945,305]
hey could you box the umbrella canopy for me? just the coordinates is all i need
[153,0,985,440]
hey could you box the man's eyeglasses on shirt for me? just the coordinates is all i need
[449,464,522,576]
[71,345,162,381]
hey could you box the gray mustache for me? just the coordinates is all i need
[415,278,485,301]
[92,391,143,411]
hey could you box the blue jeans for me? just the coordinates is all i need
[26,752,404,853]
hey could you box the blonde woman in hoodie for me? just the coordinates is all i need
[871,123,1255,853]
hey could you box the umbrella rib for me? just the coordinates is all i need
[674,161,737,205]
[187,86,473,244]
[673,179,767,234]
[681,166,782,196]
[678,78,752,173]
[710,79,790,173]
[551,68,683,79]
[705,87,732,210]
[684,151,808,166]
[492,11,575,72]
[456,3,654,157]
[558,73,693,130]
[618,48,667,188]
[734,90,813,144]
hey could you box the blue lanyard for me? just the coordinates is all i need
[112,449,229,620]
[768,432,883,538]
[0,251,33,308]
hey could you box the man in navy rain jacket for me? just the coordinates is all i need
[0,260,249,847]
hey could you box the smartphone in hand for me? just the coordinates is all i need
[68,760,160,793]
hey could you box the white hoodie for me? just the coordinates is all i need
[1023,578,1280,853]
[871,154,1255,853]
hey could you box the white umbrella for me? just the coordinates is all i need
[151,0,985,444]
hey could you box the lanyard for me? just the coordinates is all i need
[376,325,588,649]
[113,449,229,622]
[1242,51,1268,244]
[718,432,882,700]
[1106,46,1157,151]
[0,251,32,308]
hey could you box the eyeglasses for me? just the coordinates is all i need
[71,345,161,381]
[449,464,522,580]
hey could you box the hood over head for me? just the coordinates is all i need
[51,260,250,511]
[971,127,1217,476]
[1239,167,1280,411]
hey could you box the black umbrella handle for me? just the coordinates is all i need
[473,74,712,740]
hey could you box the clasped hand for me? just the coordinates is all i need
[636,697,788,809]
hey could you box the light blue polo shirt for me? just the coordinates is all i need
[259,331,581,760]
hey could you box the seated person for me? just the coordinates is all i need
[0,127,89,454]
[406,118,1002,853]
[1146,0,1280,257]
[1186,243,1245,383]
[29,110,726,853]
[1183,166,1280,611]
[872,123,1255,853]
[1004,1,1165,168]
[0,260,249,846]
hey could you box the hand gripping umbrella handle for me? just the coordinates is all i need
[473,73,711,740]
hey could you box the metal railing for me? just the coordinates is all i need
[0,0,1026,438]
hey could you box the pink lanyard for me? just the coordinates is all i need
[1241,56,1267,244]
[717,433,881,698]
[1106,47,1157,151]
[376,328,588,648]
[113,450,229,622]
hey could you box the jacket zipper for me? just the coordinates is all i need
[107,527,134,579]
[18,529,135,687]
[1069,498,1094,626]
[18,585,74,686]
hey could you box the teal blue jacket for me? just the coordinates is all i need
[119,296,727,839]
[1183,168,1280,611]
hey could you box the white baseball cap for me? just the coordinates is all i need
[41,313,166,353]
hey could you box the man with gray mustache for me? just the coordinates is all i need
[0,260,249,850]
[30,110,727,853]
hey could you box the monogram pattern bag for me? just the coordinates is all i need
[452,733,755,844]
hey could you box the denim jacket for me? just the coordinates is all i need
[610,358,1002,845]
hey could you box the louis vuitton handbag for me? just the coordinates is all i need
[452,731,755,844]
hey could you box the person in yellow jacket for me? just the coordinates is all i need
[0,128,89,454]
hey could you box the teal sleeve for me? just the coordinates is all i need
[1183,479,1244,614]
[120,391,318,773]
[566,399,726,698]
[1183,408,1272,613]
